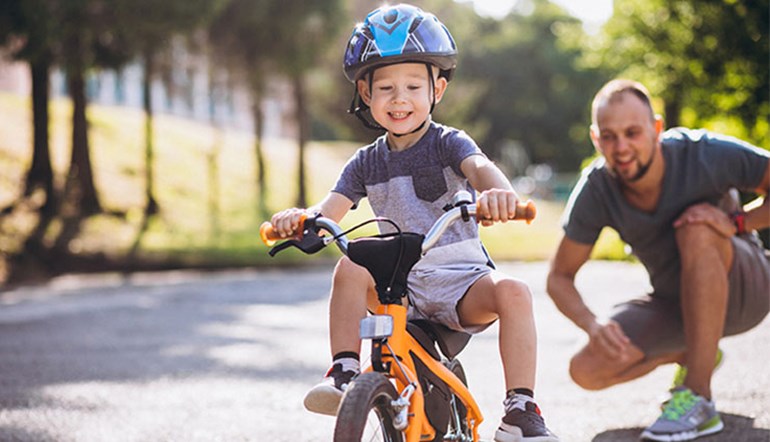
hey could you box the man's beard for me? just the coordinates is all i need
[612,152,654,183]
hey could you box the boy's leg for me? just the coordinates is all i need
[304,256,378,416]
[457,272,536,390]
[457,272,557,441]
[329,256,379,356]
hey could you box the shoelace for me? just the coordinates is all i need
[662,389,699,420]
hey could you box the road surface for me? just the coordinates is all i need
[0,261,767,441]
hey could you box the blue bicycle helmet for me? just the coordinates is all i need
[343,4,458,83]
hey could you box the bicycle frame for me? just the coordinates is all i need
[364,302,483,441]
[260,190,536,442]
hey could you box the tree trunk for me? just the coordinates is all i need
[25,58,56,217]
[252,93,267,219]
[65,62,101,216]
[293,72,309,208]
[142,49,159,216]
[663,86,682,129]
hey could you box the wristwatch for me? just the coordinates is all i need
[730,211,747,235]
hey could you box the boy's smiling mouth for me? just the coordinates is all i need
[389,111,411,120]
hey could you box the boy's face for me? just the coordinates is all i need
[358,63,447,137]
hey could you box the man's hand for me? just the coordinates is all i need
[673,203,736,238]
[475,189,518,227]
[587,319,633,361]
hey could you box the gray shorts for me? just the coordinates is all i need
[406,264,492,334]
[612,235,770,357]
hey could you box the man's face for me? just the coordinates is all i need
[591,92,661,183]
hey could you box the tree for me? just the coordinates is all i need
[210,0,345,210]
[112,0,225,217]
[459,0,608,171]
[599,0,769,148]
[0,0,58,220]
[209,0,275,219]
[268,0,345,208]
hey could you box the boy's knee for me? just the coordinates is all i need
[332,256,371,285]
[334,256,365,275]
[497,279,533,308]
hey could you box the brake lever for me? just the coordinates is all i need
[267,214,327,256]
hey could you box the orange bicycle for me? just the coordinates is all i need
[260,191,535,442]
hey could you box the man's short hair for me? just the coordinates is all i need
[591,79,655,124]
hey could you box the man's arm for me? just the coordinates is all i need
[673,161,770,237]
[744,161,770,233]
[547,235,632,360]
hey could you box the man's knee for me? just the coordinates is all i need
[675,221,720,247]
[569,351,612,391]
[675,223,733,268]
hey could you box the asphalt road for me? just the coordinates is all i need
[0,261,767,442]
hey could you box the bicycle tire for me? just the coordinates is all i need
[334,372,404,442]
[443,359,471,441]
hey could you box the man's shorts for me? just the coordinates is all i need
[611,235,770,357]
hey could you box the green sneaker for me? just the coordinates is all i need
[640,387,723,441]
[671,348,724,390]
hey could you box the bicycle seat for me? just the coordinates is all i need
[407,319,471,360]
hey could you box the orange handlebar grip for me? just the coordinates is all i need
[259,222,281,247]
[259,214,307,246]
[515,200,537,224]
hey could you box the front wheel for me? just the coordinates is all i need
[334,372,404,442]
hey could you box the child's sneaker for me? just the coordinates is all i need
[303,363,357,416]
[494,400,559,442]
[640,387,723,441]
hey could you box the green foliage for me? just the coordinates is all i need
[598,0,769,148]
[454,0,609,171]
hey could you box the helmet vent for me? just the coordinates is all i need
[408,16,423,33]
[384,8,398,24]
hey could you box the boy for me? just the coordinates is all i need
[268,5,557,441]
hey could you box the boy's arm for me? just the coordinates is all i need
[269,192,354,238]
[460,154,519,225]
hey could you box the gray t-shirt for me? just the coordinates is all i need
[332,122,489,267]
[563,128,769,298]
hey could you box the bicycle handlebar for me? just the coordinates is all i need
[259,196,536,256]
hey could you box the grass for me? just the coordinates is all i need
[0,91,631,277]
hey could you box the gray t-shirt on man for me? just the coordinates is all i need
[562,128,769,298]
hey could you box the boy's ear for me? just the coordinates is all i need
[433,77,449,103]
[357,79,371,105]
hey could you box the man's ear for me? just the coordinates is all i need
[357,79,371,105]
[433,77,449,103]
[589,124,603,153]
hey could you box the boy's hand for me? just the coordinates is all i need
[270,208,309,238]
[475,189,518,226]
